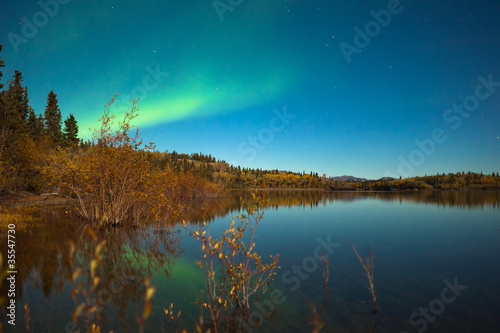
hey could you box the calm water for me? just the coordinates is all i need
[1,190,500,332]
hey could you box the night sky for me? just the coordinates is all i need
[1,0,499,179]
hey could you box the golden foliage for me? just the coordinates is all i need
[191,193,280,332]
[0,134,45,193]
[45,96,223,227]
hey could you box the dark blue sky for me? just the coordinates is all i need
[1,0,499,178]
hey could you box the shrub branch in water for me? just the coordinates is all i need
[348,238,379,314]
[189,193,280,332]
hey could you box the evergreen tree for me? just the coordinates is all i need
[79,139,93,149]
[44,90,62,144]
[37,113,45,133]
[3,70,29,134]
[26,108,44,140]
[21,85,30,121]
[27,108,38,136]
[63,113,79,146]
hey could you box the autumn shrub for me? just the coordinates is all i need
[46,97,149,226]
[190,193,280,332]
[137,167,183,223]
[48,96,223,227]
[0,134,44,194]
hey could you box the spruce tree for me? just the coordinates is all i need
[4,70,29,134]
[21,85,30,121]
[27,108,37,135]
[44,90,62,144]
[27,108,44,140]
[63,113,79,146]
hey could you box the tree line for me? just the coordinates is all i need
[0,44,79,194]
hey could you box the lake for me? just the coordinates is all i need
[1,190,499,332]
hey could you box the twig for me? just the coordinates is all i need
[348,238,379,314]
[320,251,330,311]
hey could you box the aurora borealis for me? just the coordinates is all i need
[1,0,499,178]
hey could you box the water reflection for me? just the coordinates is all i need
[234,189,500,211]
[0,207,186,331]
[0,190,498,332]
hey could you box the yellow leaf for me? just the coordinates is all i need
[90,259,98,279]
[92,277,101,289]
[87,227,98,242]
[95,240,107,256]
[145,287,156,302]
[72,268,82,282]
[72,303,86,322]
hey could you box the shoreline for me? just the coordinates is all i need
[2,187,498,209]
[0,193,75,209]
[234,187,500,192]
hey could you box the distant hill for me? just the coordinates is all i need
[331,175,367,182]
[330,176,396,182]
[377,177,396,181]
